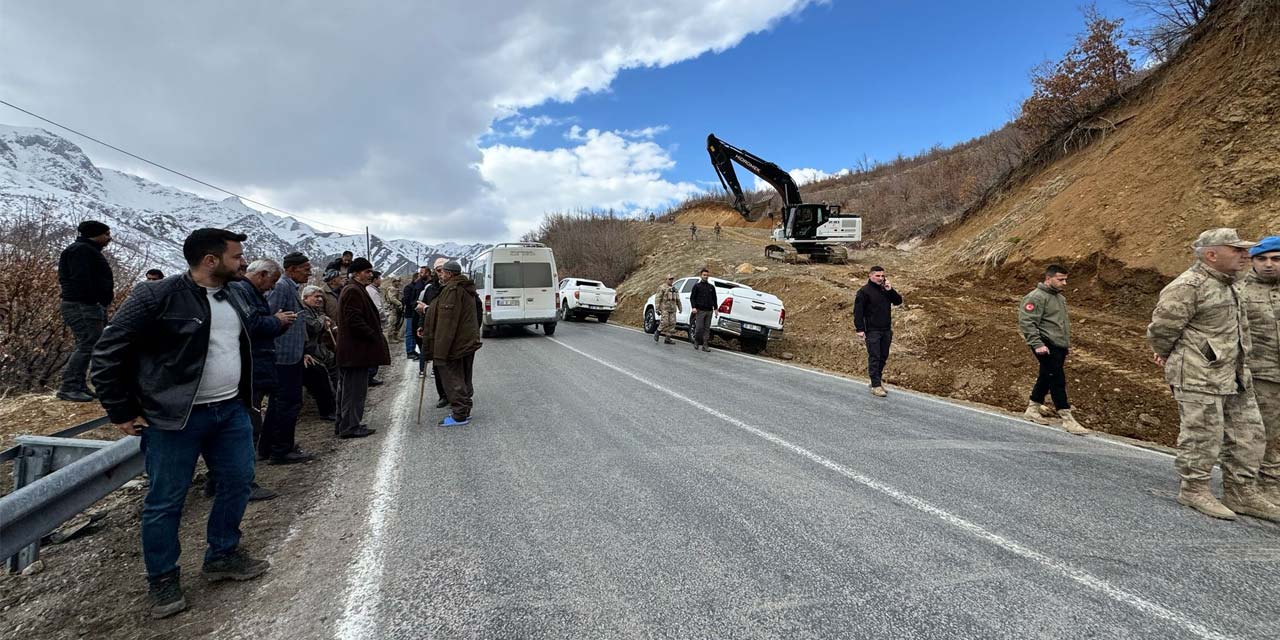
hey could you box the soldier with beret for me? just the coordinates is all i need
[1148,228,1279,521]
[1242,235,1280,506]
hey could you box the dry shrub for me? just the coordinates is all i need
[0,199,137,394]
[523,210,642,287]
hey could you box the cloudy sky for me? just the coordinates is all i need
[0,0,1146,244]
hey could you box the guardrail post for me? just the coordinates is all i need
[5,437,117,573]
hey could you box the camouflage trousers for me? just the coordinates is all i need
[1173,388,1265,486]
[657,306,679,336]
[1254,379,1280,483]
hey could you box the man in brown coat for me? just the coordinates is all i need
[335,258,389,438]
[425,261,482,426]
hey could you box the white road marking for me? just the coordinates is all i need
[599,321,1173,459]
[334,363,416,640]
[548,336,1236,640]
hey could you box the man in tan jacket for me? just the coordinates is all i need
[1243,236,1280,505]
[1148,228,1278,522]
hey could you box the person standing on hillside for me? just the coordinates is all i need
[424,261,482,427]
[91,228,268,619]
[853,266,902,398]
[335,258,387,438]
[714,222,722,239]
[57,220,114,403]
[262,252,314,465]
[690,269,717,352]
[1242,236,1280,505]
[1017,265,1086,434]
[689,222,698,240]
[653,275,682,345]
[1148,228,1279,522]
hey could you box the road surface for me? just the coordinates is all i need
[239,321,1280,640]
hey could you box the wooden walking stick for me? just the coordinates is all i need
[415,363,427,424]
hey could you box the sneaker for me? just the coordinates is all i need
[368,378,385,387]
[418,370,426,378]
[55,390,95,403]
[202,550,270,582]
[147,570,188,619]
[439,415,471,427]
[339,427,376,439]
[436,399,449,408]
[267,450,315,465]
[249,483,278,501]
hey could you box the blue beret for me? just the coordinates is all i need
[1250,236,1280,257]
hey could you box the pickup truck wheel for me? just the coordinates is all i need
[643,308,657,334]
[543,321,557,336]
[597,313,610,323]
[559,302,571,321]
[739,337,767,354]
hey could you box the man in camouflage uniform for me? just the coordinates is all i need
[1242,236,1280,505]
[1018,264,1086,434]
[1147,228,1279,521]
[653,275,682,345]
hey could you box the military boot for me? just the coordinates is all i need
[1259,478,1280,507]
[1222,483,1280,522]
[1058,409,1088,435]
[1176,482,1236,520]
[1022,401,1048,425]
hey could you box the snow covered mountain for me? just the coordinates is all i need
[0,124,490,275]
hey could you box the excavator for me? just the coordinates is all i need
[706,133,861,264]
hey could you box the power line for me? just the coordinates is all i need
[0,98,363,234]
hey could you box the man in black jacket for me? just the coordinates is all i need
[401,265,429,359]
[57,220,114,402]
[853,266,903,398]
[91,228,269,619]
[689,269,717,352]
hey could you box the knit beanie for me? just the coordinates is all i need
[77,220,110,237]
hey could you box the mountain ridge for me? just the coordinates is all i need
[0,124,490,275]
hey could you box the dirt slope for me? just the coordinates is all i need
[938,0,1280,276]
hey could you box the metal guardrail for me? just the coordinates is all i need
[0,416,142,572]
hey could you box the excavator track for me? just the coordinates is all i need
[764,243,847,265]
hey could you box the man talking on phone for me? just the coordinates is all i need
[853,266,903,398]
[92,228,269,619]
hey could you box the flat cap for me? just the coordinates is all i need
[1192,228,1257,249]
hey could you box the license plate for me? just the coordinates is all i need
[741,322,761,332]
[496,298,520,306]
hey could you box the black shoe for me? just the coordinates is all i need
[56,390,95,403]
[249,483,278,501]
[435,399,449,408]
[147,570,188,619]
[267,451,314,465]
[418,370,426,378]
[407,352,419,360]
[319,414,337,422]
[664,338,674,344]
[339,427,376,439]
[202,549,270,582]
[702,346,711,352]
[653,332,659,342]
[368,378,385,387]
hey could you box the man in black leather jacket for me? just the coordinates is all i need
[91,228,269,619]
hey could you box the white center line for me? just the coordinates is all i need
[549,336,1236,640]
[334,362,416,640]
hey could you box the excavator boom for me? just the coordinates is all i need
[707,133,803,221]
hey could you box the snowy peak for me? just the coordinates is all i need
[0,125,490,275]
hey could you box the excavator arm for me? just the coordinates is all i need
[706,133,804,222]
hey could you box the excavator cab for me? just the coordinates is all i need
[784,204,839,241]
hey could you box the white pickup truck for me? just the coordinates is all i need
[557,277,617,323]
[642,276,784,354]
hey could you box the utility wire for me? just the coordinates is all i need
[0,98,363,234]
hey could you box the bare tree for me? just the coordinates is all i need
[1127,0,1213,62]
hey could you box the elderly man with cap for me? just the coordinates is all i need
[653,275,682,345]
[262,252,315,465]
[321,269,344,322]
[423,260,482,426]
[1148,228,1279,522]
[335,257,388,438]
[56,220,114,402]
[1243,235,1280,505]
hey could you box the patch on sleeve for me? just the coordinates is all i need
[1024,302,1036,312]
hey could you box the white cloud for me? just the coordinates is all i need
[0,0,819,244]
[753,167,850,192]
[479,128,699,239]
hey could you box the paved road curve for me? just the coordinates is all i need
[258,321,1280,640]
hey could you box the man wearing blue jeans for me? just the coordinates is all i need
[92,228,269,619]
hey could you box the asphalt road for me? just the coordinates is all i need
[246,320,1280,640]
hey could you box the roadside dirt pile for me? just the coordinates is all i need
[939,0,1280,276]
